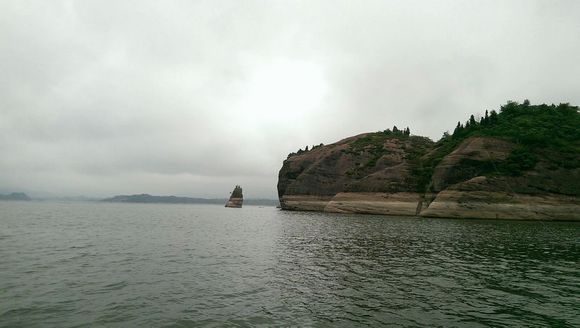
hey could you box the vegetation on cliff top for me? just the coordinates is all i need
[230,185,243,198]
[283,100,579,195]
[414,101,580,193]
[344,127,433,177]
[452,100,579,167]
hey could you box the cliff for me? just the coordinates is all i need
[225,185,243,208]
[277,102,580,220]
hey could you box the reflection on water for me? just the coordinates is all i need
[0,201,578,327]
[272,212,579,327]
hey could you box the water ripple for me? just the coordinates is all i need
[0,202,578,327]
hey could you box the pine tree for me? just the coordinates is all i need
[453,121,461,135]
[469,114,477,126]
[489,110,498,124]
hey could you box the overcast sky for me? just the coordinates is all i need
[1,0,579,198]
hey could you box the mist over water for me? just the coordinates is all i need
[1,201,578,327]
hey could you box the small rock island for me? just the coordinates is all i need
[277,101,580,220]
[225,185,243,208]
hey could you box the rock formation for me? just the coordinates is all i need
[277,102,580,220]
[225,185,243,208]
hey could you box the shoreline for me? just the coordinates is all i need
[279,191,580,221]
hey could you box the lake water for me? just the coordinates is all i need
[1,201,578,327]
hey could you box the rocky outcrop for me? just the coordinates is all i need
[279,195,333,212]
[278,134,580,220]
[429,137,513,192]
[278,132,432,215]
[325,192,423,216]
[225,185,243,208]
[420,189,579,221]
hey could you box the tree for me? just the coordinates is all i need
[469,114,477,126]
[489,110,498,124]
[501,101,519,114]
[523,99,530,106]
[393,126,399,133]
[453,121,463,136]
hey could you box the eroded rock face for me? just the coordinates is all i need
[277,135,580,220]
[430,137,513,192]
[277,133,433,209]
[325,192,423,216]
[421,189,580,221]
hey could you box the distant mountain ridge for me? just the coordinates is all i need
[102,194,223,204]
[102,194,278,206]
[0,192,31,201]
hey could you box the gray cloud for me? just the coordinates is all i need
[1,0,579,198]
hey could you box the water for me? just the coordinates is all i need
[1,201,578,327]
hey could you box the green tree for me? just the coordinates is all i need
[523,99,530,106]
[489,110,498,124]
[453,121,462,136]
[469,114,477,126]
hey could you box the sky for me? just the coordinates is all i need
[1,0,579,199]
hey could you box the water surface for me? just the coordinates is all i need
[1,201,578,327]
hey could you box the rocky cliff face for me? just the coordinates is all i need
[278,132,433,215]
[278,132,580,221]
[225,185,243,208]
[278,133,433,196]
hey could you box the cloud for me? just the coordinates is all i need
[1,0,579,197]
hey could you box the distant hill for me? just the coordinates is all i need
[0,192,32,201]
[101,194,279,206]
[102,194,224,204]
